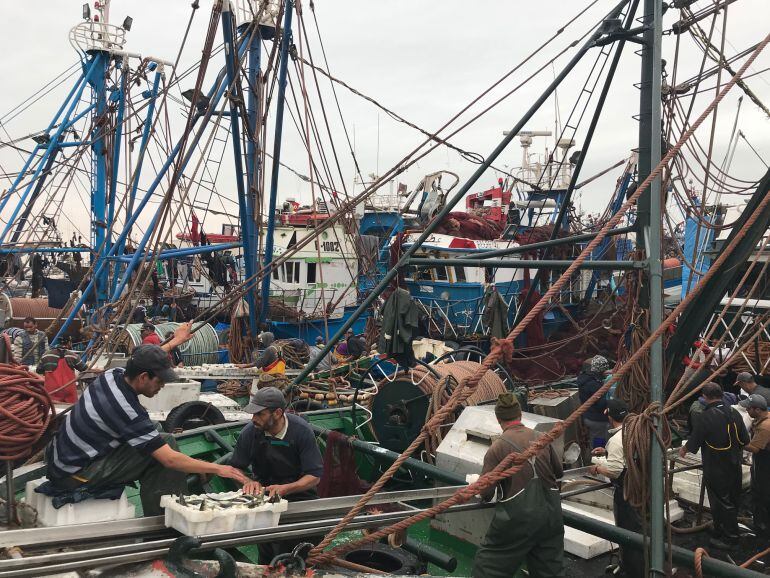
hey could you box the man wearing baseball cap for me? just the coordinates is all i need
[230,386,324,563]
[735,372,770,405]
[679,382,750,549]
[590,398,642,578]
[740,394,770,538]
[45,343,249,516]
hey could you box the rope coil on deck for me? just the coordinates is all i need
[0,364,54,461]
[379,361,508,455]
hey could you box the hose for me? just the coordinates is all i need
[0,364,54,461]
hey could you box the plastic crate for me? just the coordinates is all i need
[25,478,135,527]
[160,491,288,536]
[138,380,201,412]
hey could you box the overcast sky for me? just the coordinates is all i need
[0,0,768,243]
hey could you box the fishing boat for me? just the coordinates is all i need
[2,0,770,577]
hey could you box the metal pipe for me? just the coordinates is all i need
[562,510,765,578]
[640,0,666,574]
[292,0,632,386]
[221,2,256,334]
[259,0,294,325]
[89,52,110,304]
[417,225,636,261]
[0,501,490,575]
[402,536,457,572]
[111,242,242,263]
[204,429,234,453]
[244,18,262,336]
[4,462,13,527]
[308,423,467,486]
[407,258,645,270]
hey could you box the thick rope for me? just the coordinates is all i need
[0,364,54,461]
[306,31,770,566]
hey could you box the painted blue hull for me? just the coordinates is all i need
[269,305,370,342]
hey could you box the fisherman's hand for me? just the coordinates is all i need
[242,480,264,495]
[265,484,289,499]
[591,447,607,456]
[174,322,194,344]
[678,445,688,459]
[216,465,250,486]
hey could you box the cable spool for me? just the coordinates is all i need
[114,322,220,365]
[371,360,508,454]
[0,296,78,334]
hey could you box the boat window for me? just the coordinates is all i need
[284,262,300,283]
[307,262,317,283]
[272,267,279,280]
[455,266,466,282]
[435,265,448,281]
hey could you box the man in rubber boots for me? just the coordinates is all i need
[231,387,324,565]
[679,382,750,549]
[590,398,643,578]
[45,329,249,516]
[472,392,564,578]
[740,393,770,538]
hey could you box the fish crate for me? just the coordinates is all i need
[160,491,288,536]
[25,478,135,527]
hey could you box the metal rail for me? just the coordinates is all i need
[0,501,493,577]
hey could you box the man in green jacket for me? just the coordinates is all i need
[473,393,564,578]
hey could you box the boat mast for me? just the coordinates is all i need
[637,0,665,574]
[259,0,294,327]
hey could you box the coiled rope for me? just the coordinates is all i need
[0,364,54,461]
[381,361,508,456]
[305,31,770,566]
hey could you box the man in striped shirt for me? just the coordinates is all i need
[45,333,249,516]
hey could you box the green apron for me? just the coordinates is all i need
[473,440,565,578]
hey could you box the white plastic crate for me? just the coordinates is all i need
[25,478,135,527]
[139,380,201,412]
[161,491,288,536]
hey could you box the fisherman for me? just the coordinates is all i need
[307,335,332,372]
[577,355,611,449]
[590,398,642,578]
[131,299,147,324]
[472,393,564,578]
[679,382,750,549]
[231,387,324,564]
[165,331,184,368]
[12,316,49,367]
[140,322,162,346]
[45,334,249,516]
[237,332,285,376]
[740,393,770,538]
[735,372,770,405]
[167,301,185,323]
[37,336,86,404]
[346,330,367,359]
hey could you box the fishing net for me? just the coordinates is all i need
[317,430,370,498]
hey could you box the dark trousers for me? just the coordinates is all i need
[613,486,644,578]
[50,433,187,516]
[473,480,565,578]
[704,462,741,540]
[752,459,770,536]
